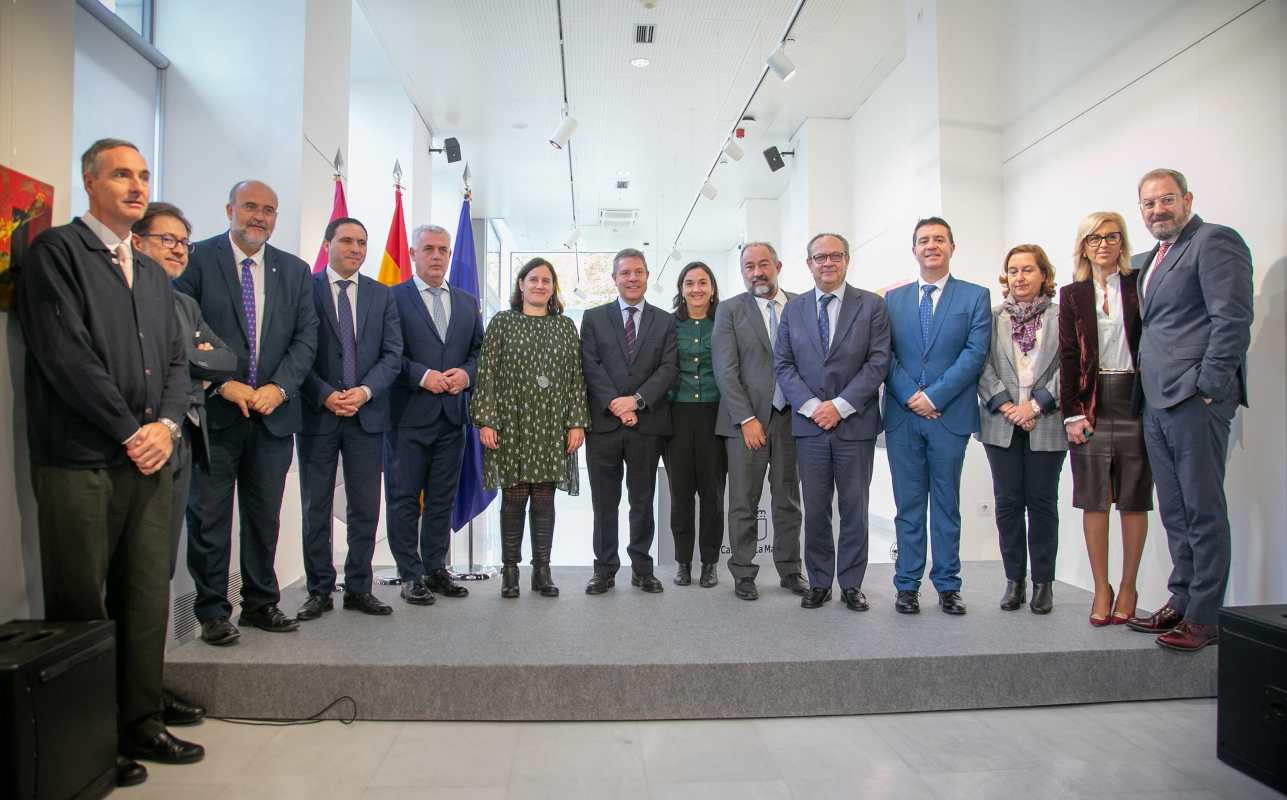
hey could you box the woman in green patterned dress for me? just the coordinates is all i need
[473,258,590,599]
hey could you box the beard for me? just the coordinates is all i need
[1147,213,1186,240]
[750,282,776,297]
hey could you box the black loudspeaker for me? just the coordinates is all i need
[443,137,462,163]
[0,620,117,800]
[1217,604,1287,795]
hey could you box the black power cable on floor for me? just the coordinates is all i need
[208,695,358,726]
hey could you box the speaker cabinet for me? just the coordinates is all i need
[1217,604,1287,796]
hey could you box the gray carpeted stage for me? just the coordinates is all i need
[165,561,1215,721]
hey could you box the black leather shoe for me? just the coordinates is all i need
[631,573,665,593]
[122,730,205,765]
[343,591,393,615]
[674,562,692,586]
[199,617,240,646]
[423,568,469,598]
[1030,582,1053,615]
[531,565,560,597]
[585,574,615,594]
[698,563,719,588]
[162,691,205,727]
[999,580,1025,611]
[296,593,334,621]
[841,587,870,611]
[939,591,967,615]
[115,756,147,787]
[780,573,809,595]
[238,604,300,632]
[801,587,832,609]
[401,579,436,605]
[895,590,920,614]
[501,565,520,599]
[734,577,759,600]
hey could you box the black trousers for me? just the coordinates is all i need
[663,403,726,565]
[168,433,193,577]
[982,429,1066,583]
[384,415,465,581]
[587,426,662,577]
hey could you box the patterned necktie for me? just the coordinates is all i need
[624,306,638,361]
[767,300,785,410]
[112,242,134,289]
[427,286,448,339]
[241,258,258,387]
[1142,241,1171,299]
[817,293,834,356]
[336,279,357,389]
[918,284,937,386]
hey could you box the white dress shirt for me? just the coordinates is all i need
[326,267,372,401]
[1095,272,1133,372]
[1140,234,1178,299]
[1012,326,1041,407]
[742,292,788,426]
[81,212,133,288]
[796,286,856,420]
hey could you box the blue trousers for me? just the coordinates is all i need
[887,414,968,592]
[796,433,875,591]
[384,415,465,581]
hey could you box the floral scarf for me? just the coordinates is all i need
[1003,295,1050,355]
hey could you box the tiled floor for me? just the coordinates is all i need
[114,699,1282,799]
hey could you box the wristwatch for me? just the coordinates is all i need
[633,393,646,411]
[159,418,182,441]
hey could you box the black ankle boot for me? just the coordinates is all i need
[698,562,718,588]
[1000,579,1026,611]
[532,565,559,597]
[674,562,692,586]
[1030,582,1053,614]
[501,565,520,598]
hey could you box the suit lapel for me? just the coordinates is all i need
[612,302,632,363]
[924,276,956,352]
[217,237,251,343]
[315,273,341,345]
[996,309,1017,374]
[1142,215,1201,318]
[826,285,861,362]
[260,246,282,340]
[356,275,374,342]
[744,293,773,355]
[1033,306,1059,376]
[799,289,826,363]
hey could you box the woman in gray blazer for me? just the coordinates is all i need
[977,244,1067,614]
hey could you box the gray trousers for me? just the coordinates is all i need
[168,435,193,577]
[724,408,803,581]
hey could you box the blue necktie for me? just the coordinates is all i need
[336,279,357,389]
[240,258,258,387]
[918,284,936,386]
[767,300,785,411]
[817,293,834,356]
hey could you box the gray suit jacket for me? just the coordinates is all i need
[1134,214,1253,411]
[976,303,1065,451]
[711,290,796,438]
[174,292,237,467]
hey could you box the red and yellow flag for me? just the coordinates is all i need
[377,185,412,286]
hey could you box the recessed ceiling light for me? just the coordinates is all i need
[630,57,650,68]
[617,169,631,178]
[512,122,528,130]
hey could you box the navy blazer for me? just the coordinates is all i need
[301,272,404,435]
[773,285,892,440]
[883,275,992,437]
[388,279,483,427]
[174,232,319,437]
[579,300,678,437]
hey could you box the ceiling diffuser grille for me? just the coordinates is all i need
[635,24,655,44]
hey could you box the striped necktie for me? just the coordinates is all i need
[241,258,258,387]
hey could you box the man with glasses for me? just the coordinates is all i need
[883,217,991,615]
[1126,168,1253,652]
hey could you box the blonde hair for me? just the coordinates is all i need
[1073,211,1133,282]
[999,244,1057,298]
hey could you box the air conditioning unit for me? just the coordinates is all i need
[598,208,639,229]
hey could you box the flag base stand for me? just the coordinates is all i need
[448,520,496,581]
[375,569,404,586]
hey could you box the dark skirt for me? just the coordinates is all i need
[1069,372,1153,512]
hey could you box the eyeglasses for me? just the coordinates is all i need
[1138,194,1179,212]
[139,232,194,253]
[809,251,847,265]
[1085,232,1122,247]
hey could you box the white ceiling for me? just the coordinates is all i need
[359,0,904,252]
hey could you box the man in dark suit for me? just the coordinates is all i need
[174,180,319,644]
[580,248,678,594]
[296,217,403,620]
[713,241,807,601]
[883,217,991,616]
[1127,168,1253,652]
[774,233,891,610]
[17,138,203,783]
[385,224,483,605]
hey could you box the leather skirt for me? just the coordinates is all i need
[1069,372,1153,512]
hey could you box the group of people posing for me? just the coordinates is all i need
[15,136,1252,784]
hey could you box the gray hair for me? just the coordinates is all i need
[613,247,647,275]
[1137,168,1188,196]
[227,180,278,205]
[740,241,779,263]
[411,224,451,246]
[806,232,850,257]
[81,138,140,177]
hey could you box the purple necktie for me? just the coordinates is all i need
[624,306,638,362]
[241,258,258,387]
[336,279,357,389]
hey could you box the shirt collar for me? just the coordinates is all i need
[80,212,128,250]
[754,291,783,310]
[918,273,949,293]
[413,275,449,294]
[814,286,843,303]
[618,297,643,313]
[230,233,264,269]
[327,267,358,287]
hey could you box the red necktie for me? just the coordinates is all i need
[1143,241,1171,298]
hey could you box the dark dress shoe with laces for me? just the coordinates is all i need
[585,574,615,594]
[199,617,240,646]
[631,573,665,593]
[122,730,205,765]
[780,573,809,595]
[401,579,436,605]
[1156,621,1219,652]
[939,591,967,615]
[734,577,759,600]
[698,563,718,588]
[344,591,393,615]
[1126,605,1182,633]
[423,568,469,598]
[999,580,1025,611]
[162,691,206,727]
[895,590,920,614]
[801,587,832,608]
[674,562,692,585]
[841,587,869,611]
[1029,582,1053,615]
[238,604,300,632]
[296,593,334,621]
[116,756,147,787]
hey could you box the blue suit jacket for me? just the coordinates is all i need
[388,279,484,427]
[301,272,404,435]
[774,285,891,440]
[174,233,319,437]
[882,275,991,437]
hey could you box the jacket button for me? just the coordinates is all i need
[144,368,152,376]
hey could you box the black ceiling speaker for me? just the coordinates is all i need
[763,145,795,173]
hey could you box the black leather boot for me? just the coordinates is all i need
[674,562,692,586]
[532,565,560,597]
[1030,582,1053,614]
[530,521,559,597]
[698,562,718,588]
[1000,579,1026,611]
[501,566,520,599]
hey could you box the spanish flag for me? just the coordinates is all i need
[377,185,412,286]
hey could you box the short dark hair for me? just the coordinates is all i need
[806,232,849,258]
[510,257,565,315]
[325,216,367,242]
[912,216,954,246]
[81,138,141,177]
[672,261,720,321]
[740,241,779,263]
[132,201,192,235]
[1137,168,1189,196]
[612,247,647,275]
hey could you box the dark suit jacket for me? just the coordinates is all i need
[711,290,797,437]
[388,279,483,428]
[1134,214,1253,410]
[1057,275,1141,428]
[174,233,319,437]
[580,300,678,436]
[174,291,237,468]
[774,285,891,440]
[301,272,404,435]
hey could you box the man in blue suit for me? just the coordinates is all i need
[385,224,484,605]
[295,218,403,621]
[883,217,991,615]
[175,180,319,644]
[774,233,891,611]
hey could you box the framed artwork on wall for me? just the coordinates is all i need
[1,164,55,311]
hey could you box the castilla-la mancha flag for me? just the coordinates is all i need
[311,175,348,274]
[377,185,412,286]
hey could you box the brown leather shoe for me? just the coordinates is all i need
[1125,605,1182,634]
[1156,621,1219,652]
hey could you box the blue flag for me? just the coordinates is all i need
[448,197,497,531]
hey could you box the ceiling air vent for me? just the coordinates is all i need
[635,24,655,44]
[616,180,630,190]
[599,208,639,229]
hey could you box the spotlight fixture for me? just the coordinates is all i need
[723,140,744,162]
[428,136,463,163]
[563,227,582,249]
[700,181,718,200]
[766,42,796,82]
[549,114,578,150]
[670,248,682,264]
[630,57,650,68]
[573,285,588,299]
[763,145,796,173]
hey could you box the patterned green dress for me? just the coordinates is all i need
[471,310,591,493]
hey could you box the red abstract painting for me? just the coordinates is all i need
[1,164,54,311]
